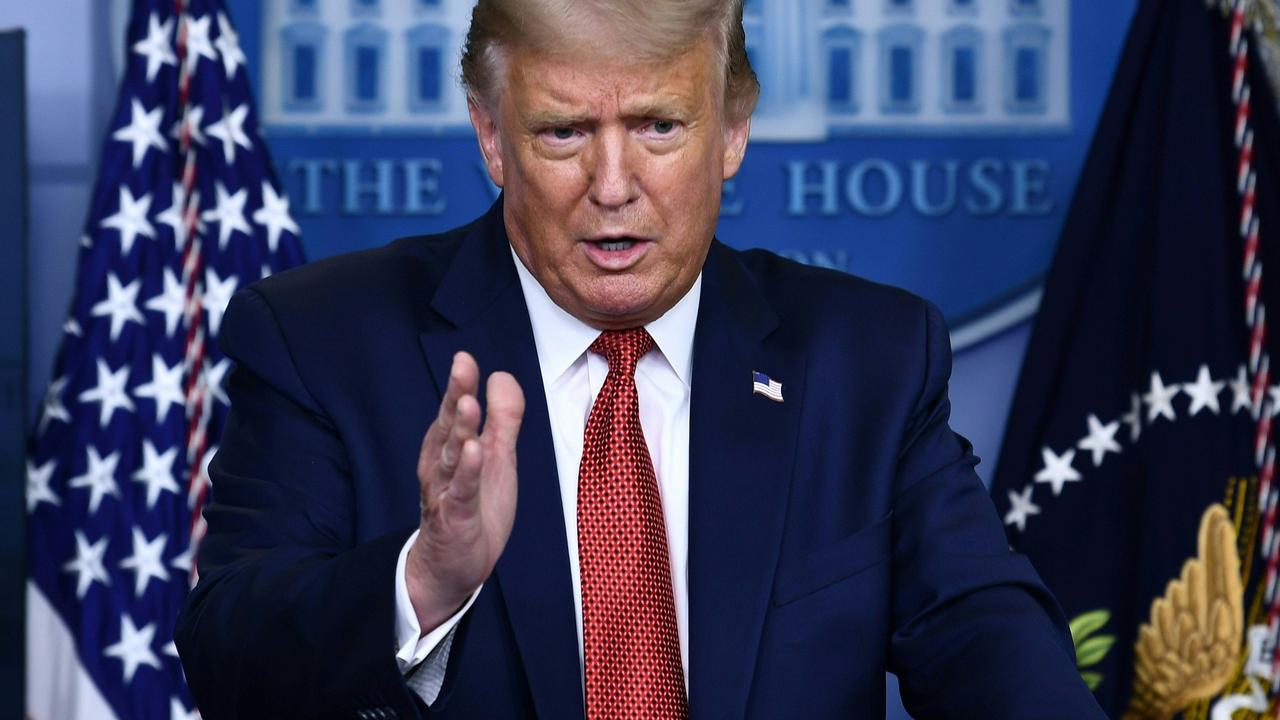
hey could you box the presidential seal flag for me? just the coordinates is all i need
[24,1,304,718]
[990,0,1280,716]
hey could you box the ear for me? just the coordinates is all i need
[469,97,505,188]
[721,114,751,180]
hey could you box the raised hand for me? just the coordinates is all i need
[406,351,525,632]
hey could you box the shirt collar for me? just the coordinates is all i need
[511,247,702,388]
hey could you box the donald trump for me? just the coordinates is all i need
[176,1,1106,718]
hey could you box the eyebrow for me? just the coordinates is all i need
[521,103,691,130]
[522,110,593,130]
[620,99,690,121]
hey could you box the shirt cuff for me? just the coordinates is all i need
[394,529,482,673]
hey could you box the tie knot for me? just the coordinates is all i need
[590,328,655,375]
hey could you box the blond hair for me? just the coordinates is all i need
[460,0,760,122]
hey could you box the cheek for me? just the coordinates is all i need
[508,138,583,199]
[528,163,592,219]
[647,151,722,222]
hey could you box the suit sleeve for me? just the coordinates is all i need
[174,287,425,720]
[887,301,1106,719]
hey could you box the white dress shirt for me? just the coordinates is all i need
[393,249,702,704]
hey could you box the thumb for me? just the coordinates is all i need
[484,372,525,450]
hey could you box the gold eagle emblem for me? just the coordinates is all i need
[1125,504,1244,719]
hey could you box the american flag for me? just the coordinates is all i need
[751,371,783,403]
[25,1,304,718]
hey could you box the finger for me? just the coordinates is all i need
[436,352,480,440]
[439,393,481,479]
[419,352,480,478]
[483,372,525,451]
[449,438,484,505]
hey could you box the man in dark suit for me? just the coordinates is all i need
[176,1,1106,717]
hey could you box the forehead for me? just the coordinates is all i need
[502,39,721,119]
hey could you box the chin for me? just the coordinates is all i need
[578,293,662,328]
[583,303,652,328]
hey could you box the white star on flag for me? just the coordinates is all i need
[215,12,246,79]
[103,614,162,684]
[1269,384,1280,418]
[131,13,175,83]
[1077,414,1122,467]
[1003,485,1040,532]
[90,273,146,341]
[119,527,171,597]
[1142,371,1179,423]
[132,441,181,512]
[26,459,60,513]
[100,187,156,256]
[145,268,188,338]
[133,354,186,424]
[131,440,181,510]
[202,181,252,249]
[205,103,253,164]
[1121,392,1142,442]
[203,269,240,336]
[181,14,218,75]
[170,542,196,575]
[155,182,192,252]
[253,181,300,253]
[171,698,200,720]
[63,317,83,337]
[189,445,218,511]
[1230,364,1253,414]
[172,105,207,146]
[78,359,135,428]
[62,531,110,599]
[37,376,71,434]
[67,445,122,515]
[1183,364,1225,416]
[112,98,168,168]
[1034,446,1081,496]
[205,358,232,406]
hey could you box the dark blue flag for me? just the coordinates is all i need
[991,0,1280,716]
[24,1,304,718]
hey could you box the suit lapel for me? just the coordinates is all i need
[687,244,806,717]
[418,202,585,719]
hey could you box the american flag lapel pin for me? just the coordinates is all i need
[752,371,784,403]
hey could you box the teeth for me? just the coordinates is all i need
[598,239,636,252]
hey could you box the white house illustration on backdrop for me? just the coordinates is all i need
[259,0,1070,139]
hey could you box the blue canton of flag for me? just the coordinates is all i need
[25,2,305,719]
[752,371,783,402]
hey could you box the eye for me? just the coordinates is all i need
[652,120,676,135]
[641,119,682,141]
[538,126,582,148]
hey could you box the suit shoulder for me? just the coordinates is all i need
[241,219,477,330]
[258,222,470,304]
[216,219,480,374]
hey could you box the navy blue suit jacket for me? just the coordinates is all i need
[176,200,1104,719]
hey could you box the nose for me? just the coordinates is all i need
[586,127,639,209]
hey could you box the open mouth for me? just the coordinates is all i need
[581,235,652,270]
[589,236,644,251]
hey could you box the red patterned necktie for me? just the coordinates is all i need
[578,328,688,719]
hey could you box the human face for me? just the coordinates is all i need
[469,38,751,330]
